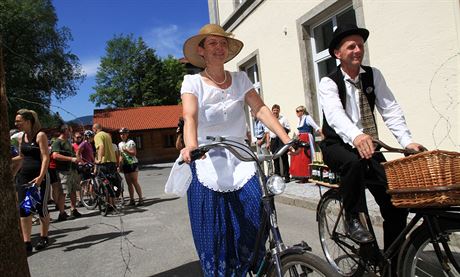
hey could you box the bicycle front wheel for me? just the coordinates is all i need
[267,253,339,277]
[80,179,98,210]
[317,189,362,276]
[398,216,460,277]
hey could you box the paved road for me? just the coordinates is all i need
[27,164,333,277]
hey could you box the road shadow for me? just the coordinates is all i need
[34,230,133,253]
[139,164,173,171]
[150,260,202,277]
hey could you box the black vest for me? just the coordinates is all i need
[321,65,375,141]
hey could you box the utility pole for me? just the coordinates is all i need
[0,35,31,277]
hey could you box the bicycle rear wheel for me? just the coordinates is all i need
[317,189,362,276]
[267,253,339,277]
[80,179,98,210]
[398,216,460,277]
[98,186,109,216]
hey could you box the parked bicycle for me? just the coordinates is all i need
[314,140,460,276]
[185,136,338,277]
[79,163,124,216]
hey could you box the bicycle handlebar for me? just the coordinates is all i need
[373,139,427,155]
[178,136,309,165]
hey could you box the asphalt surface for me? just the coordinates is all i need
[26,163,384,277]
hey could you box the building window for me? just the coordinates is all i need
[234,0,245,9]
[164,134,175,148]
[240,58,261,145]
[133,136,143,149]
[309,7,357,113]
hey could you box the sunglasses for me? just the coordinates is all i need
[296,110,303,113]
[75,136,82,139]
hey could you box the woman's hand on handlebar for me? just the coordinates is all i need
[180,146,197,164]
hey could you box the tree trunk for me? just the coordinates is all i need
[0,37,31,276]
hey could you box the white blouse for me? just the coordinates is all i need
[179,71,257,192]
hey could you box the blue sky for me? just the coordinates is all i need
[51,0,209,121]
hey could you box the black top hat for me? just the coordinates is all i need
[328,24,369,58]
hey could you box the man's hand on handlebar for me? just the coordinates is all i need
[405,143,427,153]
[353,134,375,159]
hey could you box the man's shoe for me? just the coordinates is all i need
[56,212,69,222]
[71,209,82,218]
[25,241,33,253]
[35,237,49,250]
[284,177,291,183]
[136,199,144,206]
[345,215,374,243]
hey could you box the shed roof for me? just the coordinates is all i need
[93,105,182,131]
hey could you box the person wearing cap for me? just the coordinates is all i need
[118,128,143,206]
[177,23,291,276]
[51,124,82,221]
[318,25,424,247]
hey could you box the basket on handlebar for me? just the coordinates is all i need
[384,150,460,208]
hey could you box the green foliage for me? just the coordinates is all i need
[0,0,84,128]
[91,35,185,108]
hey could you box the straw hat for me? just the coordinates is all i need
[183,24,244,68]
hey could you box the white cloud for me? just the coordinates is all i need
[144,24,195,58]
[81,59,100,77]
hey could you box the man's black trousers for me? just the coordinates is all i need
[320,139,408,250]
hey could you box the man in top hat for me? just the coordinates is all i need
[318,24,425,247]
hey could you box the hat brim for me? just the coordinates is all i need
[183,33,244,68]
[328,28,369,58]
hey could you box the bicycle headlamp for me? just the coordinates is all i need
[266,175,286,195]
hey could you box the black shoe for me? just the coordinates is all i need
[25,241,33,253]
[127,200,136,206]
[71,209,82,218]
[56,212,69,222]
[345,215,375,243]
[35,237,49,250]
[136,199,144,206]
[284,177,291,183]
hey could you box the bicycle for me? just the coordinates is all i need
[185,136,339,277]
[79,162,124,216]
[315,140,460,276]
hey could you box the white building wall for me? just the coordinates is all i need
[214,0,459,151]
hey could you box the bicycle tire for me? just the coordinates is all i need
[98,187,109,216]
[317,189,364,276]
[398,215,460,277]
[80,179,98,210]
[267,252,340,277]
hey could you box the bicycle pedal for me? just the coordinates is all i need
[293,241,312,252]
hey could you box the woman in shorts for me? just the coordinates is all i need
[118,128,143,206]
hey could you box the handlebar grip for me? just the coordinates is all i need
[178,148,208,165]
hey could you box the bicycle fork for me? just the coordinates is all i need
[424,215,460,276]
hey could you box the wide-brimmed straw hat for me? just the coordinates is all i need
[328,24,369,58]
[183,24,244,68]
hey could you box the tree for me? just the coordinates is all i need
[0,0,85,128]
[0,38,31,277]
[90,34,185,108]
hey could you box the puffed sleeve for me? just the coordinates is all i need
[238,71,255,98]
[180,75,199,97]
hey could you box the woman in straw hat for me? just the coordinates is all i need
[178,24,292,276]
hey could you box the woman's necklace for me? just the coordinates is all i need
[205,68,227,85]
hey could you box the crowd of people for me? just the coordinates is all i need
[10,116,144,254]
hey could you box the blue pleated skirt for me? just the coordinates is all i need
[187,163,266,277]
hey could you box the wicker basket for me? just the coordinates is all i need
[383,150,460,208]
